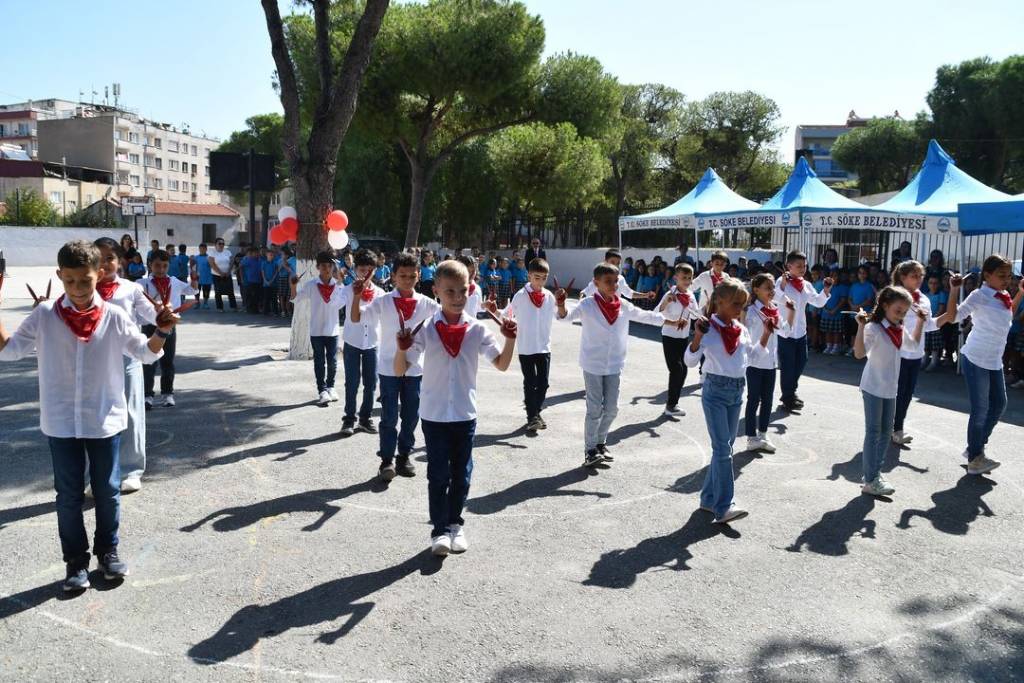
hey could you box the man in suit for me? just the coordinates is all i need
[525,238,546,264]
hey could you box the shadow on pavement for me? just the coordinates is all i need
[667,450,763,495]
[786,495,879,556]
[896,475,996,535]
[467,466,608,515]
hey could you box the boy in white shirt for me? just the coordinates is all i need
[338,249,386,436]
[138,249,197,409]
[292,251,347,405]
[581,249,655,301]
[0,240,178,591]
[395,260,517,556]
[456,254,483,319]
[504,257,558,432]
[558,262,665,468]
[690,250,729,308]
[657,263,701,417]
[351,253,440,480]
[773,250,832,411]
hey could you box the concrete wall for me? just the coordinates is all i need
[144,214,242,248]
[39,117,114,170]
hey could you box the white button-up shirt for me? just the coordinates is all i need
[293,278,346,338]
[859,320,905,398]
[505,284,557,355]
[103,276,157,327]
[559,296,664,375]
[138,276,198,312]
[0,293,162,438]
[582,274,637,299]
[773,276,829,339]
[901,289,938,360]
[465,284,483,319]
[684,315,762,378]
[957,284,1014,371]
[744,301,787,370]
[369,290,441,377]
[340,283,386,350]
[690,270,725,305]
[658,287,701,340]
[406,311,502,422]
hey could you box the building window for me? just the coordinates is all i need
[130,175,141,186]
[204,165,210,176]
[169,180,179,191]
[167,229,174,237]
[203,148,210,158]
[116,152,129,163]
[202,223,217,243]
[155,158,162,170]
[191,145,198,156]
[129,132,139,143]
[50,191,62,205]
[191,182,197,192]
[154,137,162,149]
[169,159,179,171]
[129,153,140,164]
[191,163,198,175]
[168,141,179,152]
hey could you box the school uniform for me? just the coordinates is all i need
[859,320,908,484]
[0,293,162,564]
[195,253,214,305]
[260,257,281,314]
[294,278,347,394]
[138,276,197,399]
[496,267,512,302]
[96,276,157,483]
[956,285,1014,459]
[338,281,386,422]
[690,269,726,308]
[507,283,557,421]
[405,311,503,538]
[465,281,483,319]
[893,289,939,433]
[924,290,949,354]
[743,302,787,437]
[684,315,764,518]
[773,274,829,404]
[560,294,664,453]
[819,282,849,333]
[658,287,700,410]
[418,263,436,296]
[365,289,441,463]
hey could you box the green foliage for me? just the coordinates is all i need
[0,188,57,226]
[830,117,925,195]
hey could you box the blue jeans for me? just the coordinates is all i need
[378,375,421,461]
[49,435,121,562]
[744,367,776,436]
[777,335,808,402]
[583,372,620,451]
[962,356,1007,458]
[310,336,338,393]
[861,391,895,483]
[893,357,922,432]
[422,419,476,537]
[700,373,745,518]
[343,343,377,421]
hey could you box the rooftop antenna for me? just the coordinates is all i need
[91,85,97,104]
[112,83,121,109]
[104,86,109,105]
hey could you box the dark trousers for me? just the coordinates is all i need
[744,366,777,436]
[422,419,476,538]
[261,286,277,314]
[244,283,262,313]
[310,336,338,393]
[213,275,236,310]
[518,353,551,419]
[141,325,176,396]
[661,336,688,408]
[49,435,121,563]
[379,375,421,461]
[343,343,378,421]
[778,335,809,402]
[893,357,922,432]
[195,283,211,303]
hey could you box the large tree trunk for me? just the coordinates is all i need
[404,161,429,249]
[287,164,335,360]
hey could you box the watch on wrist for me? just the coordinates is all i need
[154,328,171,339]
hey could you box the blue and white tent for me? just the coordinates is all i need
[618,167,758,233]
[959,195,1024,236]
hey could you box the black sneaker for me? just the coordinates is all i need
[379,461,396,482]
[340,417,356,437]
[793,396,805,408]
[781,399,800,412]
[63,558,90,592]
[583,450,604,468]
[596,443,614,462]
[526,416,541,432]
[396,455,416,477]
[537,415,547,429]
[98,550,129,580]
[358,418,378,434]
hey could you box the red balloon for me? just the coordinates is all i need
[279,216,299,240]
[326,210,349,231]
[268,224,287,245]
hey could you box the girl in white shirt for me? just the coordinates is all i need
[742,274,795,454]
[853,286,926,497]
[658,263,701,417]
[684,278,770,524]
[955,254,1024,476]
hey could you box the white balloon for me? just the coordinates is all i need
[327,230,349,250]
[277,206,297,222]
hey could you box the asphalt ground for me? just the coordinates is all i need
[1,297,1022,682]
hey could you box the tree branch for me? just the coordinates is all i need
[261,0,303,168]
[429,114,536,174]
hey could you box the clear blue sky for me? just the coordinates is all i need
[3,0,1022,155]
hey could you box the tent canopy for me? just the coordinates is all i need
[959,198,1024,236]
[760,156,865,212]
[619,167,757,231]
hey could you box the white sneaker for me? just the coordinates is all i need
[317,390,330,406]
[746,435,765,452]
[162,394,175,408]
[713,507,749,524]
[431,534,452,557]
[84,485,94,499]
[862,477,895,496]
[756,432,776,453]
[121,476,142,493]
[663,405,686,417]
[449,524,468,553]
[967,455,1000,475]
[891,431,913,445]
[327,388,340,402]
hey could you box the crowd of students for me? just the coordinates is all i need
[1,235,1021,590]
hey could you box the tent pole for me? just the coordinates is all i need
[617,223,622,251]
[694,224,700,270]
[957,233,967,376]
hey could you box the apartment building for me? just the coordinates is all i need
[0,98,80,159]
[0,157,114,219]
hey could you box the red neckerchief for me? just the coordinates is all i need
[783,274,805,293]
[96,278,120,301]
[994,290,1012,310]
[758,303,780,329]
[710,316,741,355]
[674,288,691,307]
[710,272,723,287]
[54,295,104,342]
[316,282,335,304]
[593,292,621,325]
[883,322,903,349]
[360,286,375,303]
[435,319,469,358]
[393,295,417,322]
[527,284,545,308]
[469,282,477,296]
[152,276,172,304]
[911,290,921,304]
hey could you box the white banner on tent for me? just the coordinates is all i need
[619,215,690,231]
[802,211,958,235]
[695,211,798,231]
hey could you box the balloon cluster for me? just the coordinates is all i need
[326,210,349,250]
[267,206,350,249]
